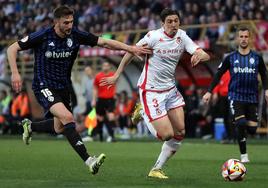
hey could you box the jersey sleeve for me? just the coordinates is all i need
[17,31,43,50]
[208,55,230,92]
[258,55,268,90]
[182,32,199,55]
[75,29,99,47]
[136,31,156,48]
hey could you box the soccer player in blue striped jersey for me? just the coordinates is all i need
[203,25,268,163]
[7,5,151,175]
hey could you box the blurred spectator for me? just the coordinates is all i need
[0,0,266,42]
[206,13,219,44]
[82,66,94,114]
[115,90,135,139]
[212,71,234,143]
[0,89,12,134]
[11,89,30,120]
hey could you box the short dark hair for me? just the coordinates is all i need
[160,8,180,22]
[237,25,251,36]
[53,5,74,19]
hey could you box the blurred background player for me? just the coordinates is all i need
[212,71,234,143]
[92,62,116,142]
[6,5,151,175]
[83,66,94,115]
[101,8,210,179]
[203,25,268,163]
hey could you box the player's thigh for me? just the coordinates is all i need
[167,107,185,133]
[166,87,185,132]
[50,102,74,124]
[34,88,73,120]
[151,115,174,139]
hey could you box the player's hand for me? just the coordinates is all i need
[99,75,118,89]
[11,72,22,93]
[130,45,152,60]
[191,54,201,67]
[202,92,212,104]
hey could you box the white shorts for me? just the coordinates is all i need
[139,87,185,122]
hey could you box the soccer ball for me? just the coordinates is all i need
[221,159,247,181]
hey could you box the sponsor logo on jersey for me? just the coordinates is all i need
[45,51,73,58]
[156,49,180,54]
[233,67,255,74]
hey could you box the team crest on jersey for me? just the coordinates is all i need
[20,36,29,42]
[176,37,182,44]
[67,38,73,47]
[249,58,255,64]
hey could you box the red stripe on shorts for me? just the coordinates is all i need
[142,90,153,121]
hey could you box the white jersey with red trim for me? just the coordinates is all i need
[136,28,199,91]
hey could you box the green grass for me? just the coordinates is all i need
[0,137,268,188]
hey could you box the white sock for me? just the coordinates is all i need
[152,138,182,170]
[85,156,94,166]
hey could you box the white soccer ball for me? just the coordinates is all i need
[221,159,247,181]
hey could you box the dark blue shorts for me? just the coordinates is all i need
[34,88,72,118]
[229,100,258,122]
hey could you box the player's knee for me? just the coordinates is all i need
[159,132,174,141]
[173,130,185,141]
[60,113,74,124]
[107,112,115,121]
[54,126,64,134]
[235,118,247,127]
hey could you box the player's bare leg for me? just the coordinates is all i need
[149,107,185,179]
[146,116,174,179]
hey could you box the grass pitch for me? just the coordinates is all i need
[0,136,268,188]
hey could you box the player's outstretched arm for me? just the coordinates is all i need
[7,42,23,93]
[191,49,210,67]
[97,38,151,57]
[100,52,135,87]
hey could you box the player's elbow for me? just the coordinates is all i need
[7,42,20,55]
[97,38,110,49]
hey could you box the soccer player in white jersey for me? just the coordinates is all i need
[101,8,210,179]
